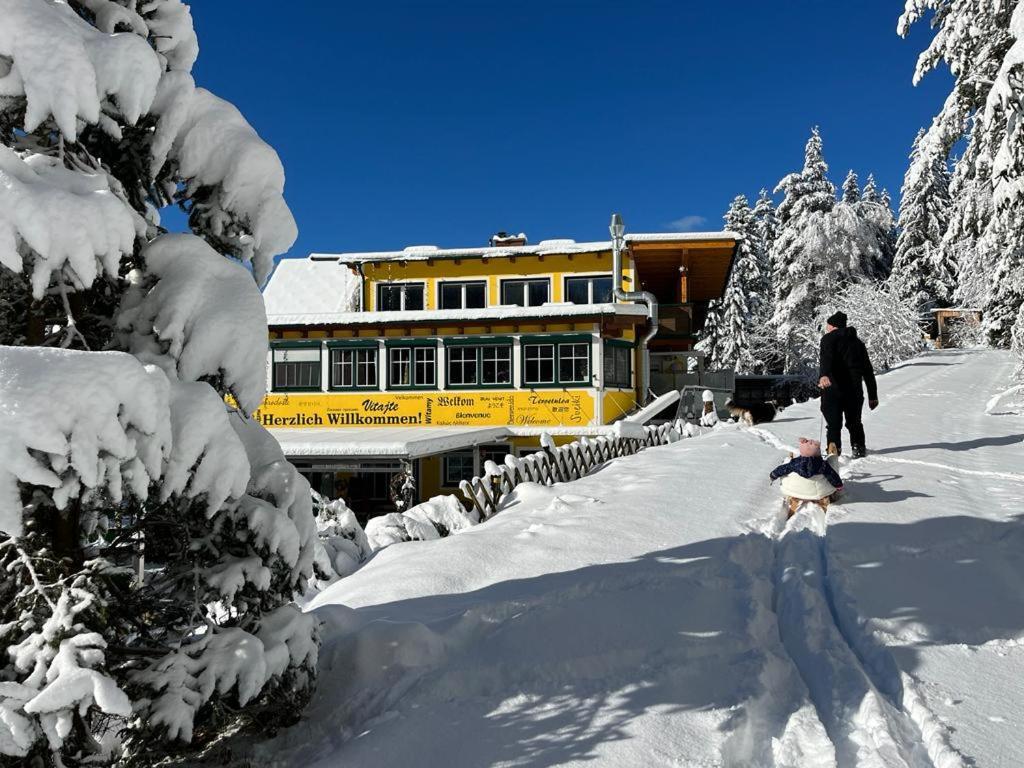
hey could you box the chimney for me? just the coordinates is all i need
[489,231,528,247]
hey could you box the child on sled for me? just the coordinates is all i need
[769,437,843,516]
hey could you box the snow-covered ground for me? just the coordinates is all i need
[256,349,1023,768]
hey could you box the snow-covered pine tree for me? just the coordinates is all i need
[980,1,1024,343]
[0,2,317,765]
[695,299,723,369]
[842,170,861,203]
[900,0,1022,344]
[858,181,897,279]
[711,195,769,372]
[751,189,778,325]
[891,128,954,312]
[768,127,838,373]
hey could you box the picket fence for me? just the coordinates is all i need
[457,422,683,520]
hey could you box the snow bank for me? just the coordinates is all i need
[0,146,141,299]
[150,74,298,284]
[119,233,269,414]
[312,497,371,582]
[0,0,162,140]
[0,346,171,537]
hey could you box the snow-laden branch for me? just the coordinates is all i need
[0,0,162,140]
[118,233,270,414]
[0,346,172,537]
[151,74,299,284]
[0,147,143,300]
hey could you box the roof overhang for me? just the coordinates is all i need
[267,302,650,329]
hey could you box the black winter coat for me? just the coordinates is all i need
[819,327,877,401]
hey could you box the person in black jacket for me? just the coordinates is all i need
[818,311,878,458]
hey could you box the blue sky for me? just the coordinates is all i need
[174,1,951,259]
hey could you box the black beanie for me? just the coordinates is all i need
[827,311,847,328]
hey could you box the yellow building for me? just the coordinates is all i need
[258,225,736,515]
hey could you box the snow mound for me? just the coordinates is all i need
[313,497,371,582]
[0,346,171,537]
[151,74,298,284]
[0,146,141,299]
[0,0,162,140]
[119,233,269,414]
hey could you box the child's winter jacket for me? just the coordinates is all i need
[769,455,843,489]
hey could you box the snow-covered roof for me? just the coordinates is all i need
[267,302,649,328]
[263,256,358,319]
[271,423,647,458]
[271,426,513,458]
[313,231,737,265]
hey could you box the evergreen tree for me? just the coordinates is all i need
[857,183,897,279]
[891,128,954,311]
[710,195,767,371]
[695,299,723,368]
[861,173,880,203]
[900,0,1022,344]
[769,127,837,373]
[752,188,778,299]
[0,3,316,765]
[842,170,861,203]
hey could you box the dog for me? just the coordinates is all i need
[725,397,778,426]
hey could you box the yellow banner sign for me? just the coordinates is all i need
[253,390,596,428]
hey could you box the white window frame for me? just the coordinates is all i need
[501,278,551,307]
[377,281,426,311]
[523,343,556,385]
[438,280,487,310]
[564,273,614,305]
[558,342,591,384]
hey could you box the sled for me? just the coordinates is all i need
[780,454,842,518]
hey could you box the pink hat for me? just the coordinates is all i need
[798,437,821,457]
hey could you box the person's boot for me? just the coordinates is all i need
[852,444,867,459]
[827,442,840,457]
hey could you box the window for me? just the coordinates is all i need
[558,343,590,384]
[603,343,632,388]
[447,346,478,386]
[481,345,512,385]
[445,342,512,387]
[439,281,486,310]
[377,282,425,311]
[272,345,321,391]
[501,278,550,307]
[523,343,555,384]
[522,336,592,387]
[387,344,435,388]
[330,346,377,389]
[442,446,509,486]
[443,452,475,486]
[565,275,614,304]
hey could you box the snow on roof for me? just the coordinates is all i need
[312,231,737,265]
[267,301,650,327]
[270,426,513,458]
[263,256,358,318]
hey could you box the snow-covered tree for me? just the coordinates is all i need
[752,188,778,290]
[769,128,837,372]
[891,128,954,311]
[0,2,315,765]
[842,170,861,203]
[900,0,1023,345]
[819,281,928,371]
[701,195,770,372]
[695,299,723,368]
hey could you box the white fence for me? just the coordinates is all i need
[458,422,683,520]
